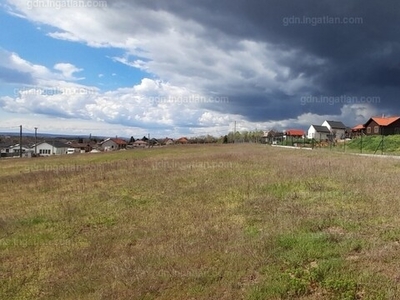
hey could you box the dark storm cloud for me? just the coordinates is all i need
[131,0,400,121]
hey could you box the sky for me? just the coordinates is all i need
[0,0,399,138]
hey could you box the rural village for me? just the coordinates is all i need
[1,114,399,158]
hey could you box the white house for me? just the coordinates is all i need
[321,120,347,140]
[1,144,33,157]
[34,141,70,156]
[99,138,127,151]
[307,125,331,140]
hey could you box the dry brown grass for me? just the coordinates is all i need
[1,144,400,299]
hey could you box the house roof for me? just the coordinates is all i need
[310,125,331,133]
[110,138,127,145]
[285,129,305,136]
[176,137,188,142]
[133,140,147,144]
[37,141,70,148]
[100,138,127,145]
[352,124,365,131]
[324,120,346,129]
[366,116,400,126]
[263,130,284,137]
[0,142,13,149]
[54,141,72,148]
[69,142,92,148]
[160,138,174,144]
[10,144,31,149]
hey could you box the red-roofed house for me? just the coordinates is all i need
[284,129,305,138]
[363,116,400,135]
[351,124,365,137]
[175,137,189,144]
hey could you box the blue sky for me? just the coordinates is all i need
[0,9,147,92]
[0,1,398,138]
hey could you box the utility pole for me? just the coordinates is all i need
[34,127,37,156]
[234,121,236,143]
[19,125,22,158]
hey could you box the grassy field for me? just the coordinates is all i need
[1,144,400,299]
[340,135,400,155]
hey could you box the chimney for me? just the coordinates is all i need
[382,113,385,118]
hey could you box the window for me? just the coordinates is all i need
[374,126,379,134]
[367,127,371,134]
[40,149,51,154]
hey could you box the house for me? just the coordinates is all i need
[262,130,284,144]
[175,137,189,144]
[307,125,331,140]
[10,144,33,157]
[161,137,174,145]
[363,116,400,135]
[351,124,365,137]
[284,129,305,138]
[0,142,13,157]
[321,120,347,140]
[149,138,160,147]
[99,138,127,151]
[132,140,148,148]
[35,141,70,156]
[68,142,93,153]
[0,143,33,157]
